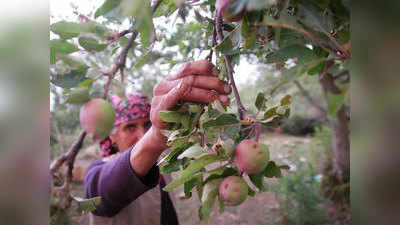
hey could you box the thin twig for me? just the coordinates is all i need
[107,29,133,44]
[215,18,247,120]
[194,10,235,32]
[101,0,164,96]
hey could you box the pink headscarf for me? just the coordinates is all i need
[99,93,151,156]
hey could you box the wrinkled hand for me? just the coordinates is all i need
[150,60,232,130]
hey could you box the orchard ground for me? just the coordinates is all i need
[69,132,343,225]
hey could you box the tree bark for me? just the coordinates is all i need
[328,104,350,183]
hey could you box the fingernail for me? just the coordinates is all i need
[212,67,219,76]
[224,84,231,93]
[219,95,228,103]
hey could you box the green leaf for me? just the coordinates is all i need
[58,55,85,68]
[241,14,258,50]
[218,195,225,213]
[181,115,191,130]
[211,100,226,113]
[280,60,325,82]
[72,196,101,215]
[78,78,94,88]
[244,28,257,50]
[276,105,288,115]
[241,13,250,37]
[280,95,291,105]
[51,21,84,39]
[215,36,234,55]
[86,23,112,38]
[158,143,193,166]
[248,187,256,197]
[264,161,282,178]
[51,66,88,88]
[64,87,90,104]
[184,174,202,198]
[279,165,290,170]
[153,0,178,18]
[196,181,204,202]
[297,3,334,35]
[78,36,108,52]
[203,114,239,129]
[159,111,183,123]
[307,61,324,75]
[200,179,222,220]
[327,93,345,120]
[137,18,154,47]
[121,0,154,46]
[188,104,202,114]
[178,145,208,159]
[163,154,222,191]
[169,136,188,148]
[205,167,238,183]
[249,173,265,191]
[135,48,152,68]
[266,44,318,65]
[198,206,204,220]
[255,92,265,110]
[94,0,122,18]
[264,107,277,120]
[50,39,79,55]
[160,159,181,174]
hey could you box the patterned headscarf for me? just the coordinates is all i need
[99,93,151,157]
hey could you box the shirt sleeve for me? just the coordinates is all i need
[84,147,160,217]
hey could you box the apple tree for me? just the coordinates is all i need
[50,0,350,223]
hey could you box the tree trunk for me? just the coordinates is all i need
[328,104,350,183]
[319,64,350,183]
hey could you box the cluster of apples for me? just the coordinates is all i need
[218,140,270,206]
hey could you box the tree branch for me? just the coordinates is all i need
[50,0,165,211]
[50,130,87,177]
[107,29,133,44]
[101,0,164,97]
[215,18,247,120]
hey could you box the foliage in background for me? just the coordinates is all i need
[269,161,329,225]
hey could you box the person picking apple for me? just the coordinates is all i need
[83,60,231,225]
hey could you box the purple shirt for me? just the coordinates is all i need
[84,147,179,225]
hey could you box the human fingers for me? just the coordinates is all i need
[179,86,230,106]
[166,60,219,81]
[153,75,231,96]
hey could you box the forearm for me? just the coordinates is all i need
[130,126,168,177]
